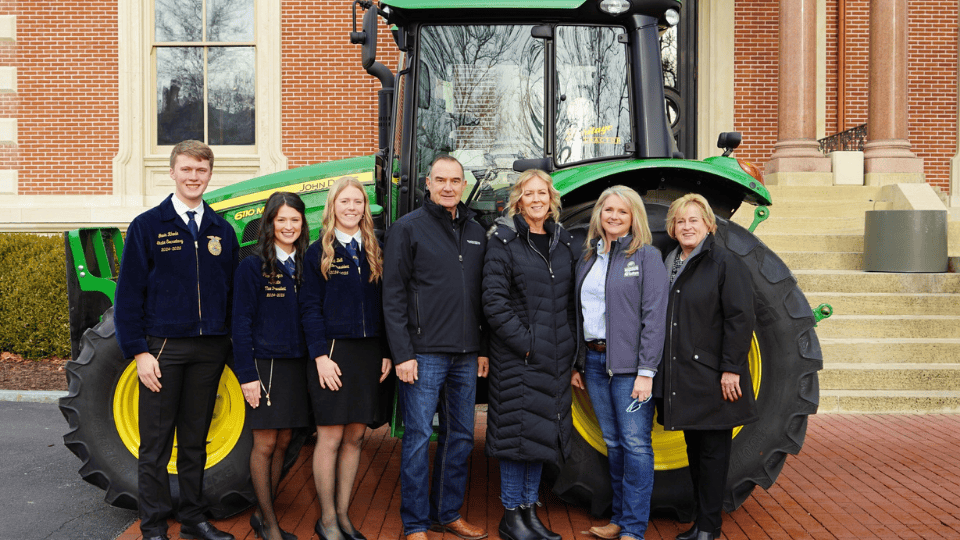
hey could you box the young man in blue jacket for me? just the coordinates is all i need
[114,140,239,540]
[383,155,490,540]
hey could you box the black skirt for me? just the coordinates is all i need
[307,337,389,426]
[245,357,312,430]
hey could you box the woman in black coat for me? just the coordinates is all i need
[483,169,578,540]
[654,193,758,540]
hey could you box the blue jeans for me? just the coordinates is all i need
[584,349,655,539]
[399,353,478,534]
[499,459,543,509]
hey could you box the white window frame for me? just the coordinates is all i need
[115,0,286,207]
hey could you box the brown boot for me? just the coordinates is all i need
[430,518,488,540]
[588,522,622,540]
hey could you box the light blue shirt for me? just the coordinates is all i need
[171,195,203,229]
[580,241,609,342]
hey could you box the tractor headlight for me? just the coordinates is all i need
[598,0,631,16]
[664,8,680,27]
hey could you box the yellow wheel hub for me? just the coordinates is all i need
[113,361,246,473]
[572,334,762,470]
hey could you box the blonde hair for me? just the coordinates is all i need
[583,185,652,260]
[665,193,717,240]
[507,169,562,221]
[319,177,383,282]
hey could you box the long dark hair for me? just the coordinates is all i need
[256,191,310,284]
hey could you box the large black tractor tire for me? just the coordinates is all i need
[59,308,303,519]
[548,200,823,520]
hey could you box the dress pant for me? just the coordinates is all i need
[137,335,231,537]
[683,428,733,533]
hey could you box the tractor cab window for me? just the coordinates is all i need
[555,26,632,165]
[415,25,544,224]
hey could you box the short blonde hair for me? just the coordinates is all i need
[583,185,652,259]
[665,193,717,240]
[507,169,562,221]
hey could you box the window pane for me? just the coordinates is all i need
[157,47,204,144]
[208,47,255,145]
[155,0,203,42]
[207,0,254,42]
[556,26,632,165]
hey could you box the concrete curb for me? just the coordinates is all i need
[0,389,67,403]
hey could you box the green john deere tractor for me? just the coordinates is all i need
[60,0,825,520]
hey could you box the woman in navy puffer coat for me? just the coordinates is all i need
[483,169,578,540]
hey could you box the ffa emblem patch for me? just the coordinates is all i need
[207,236,222,256]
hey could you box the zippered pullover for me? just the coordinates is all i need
[383,198,488,364]
[115,194,239,359]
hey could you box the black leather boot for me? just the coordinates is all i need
[519,504,560,540]
[676,524,699,540]
[498,507,538,540]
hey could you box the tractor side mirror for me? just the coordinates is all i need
[717,132,742,157]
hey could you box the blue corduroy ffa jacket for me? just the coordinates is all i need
[231,255,308,384]
[114,194,240,359]
[299,236,387,361]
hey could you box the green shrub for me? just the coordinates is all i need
[0,233,70,359]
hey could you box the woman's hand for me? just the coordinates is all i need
[241,380,260,408]
[380,358,392,383]
[721,371,742,402]
[478,356,490,378]
[315,355,343,390]
[632,375,652,402]
[571,371,585,390]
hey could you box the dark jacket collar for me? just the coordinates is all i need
[423,195,474,226]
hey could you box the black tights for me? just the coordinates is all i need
[251,428,293,540]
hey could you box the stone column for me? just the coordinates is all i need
[863,0,924,184]
[766,0,831,184]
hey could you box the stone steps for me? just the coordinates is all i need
[743,184,960,413]
[805,293,960,315]
[795,270,960,294]
[778,251,862,271]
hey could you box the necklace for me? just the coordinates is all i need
[254,358,274,407]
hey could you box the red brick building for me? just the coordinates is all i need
[0,0,956,230]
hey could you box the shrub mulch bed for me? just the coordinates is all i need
[0,351,68,391]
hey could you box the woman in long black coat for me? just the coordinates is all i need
[654,193,758,540]
[483,169,578,540]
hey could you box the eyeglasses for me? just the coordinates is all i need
[626,395,651,413]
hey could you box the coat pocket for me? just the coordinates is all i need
[690,347,720,372]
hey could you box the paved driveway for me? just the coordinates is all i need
[0,401,136,540]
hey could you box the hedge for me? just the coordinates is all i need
[0,233,70,359]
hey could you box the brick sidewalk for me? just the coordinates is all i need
[116,414,960,539]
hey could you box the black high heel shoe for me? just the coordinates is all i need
[339,523,366,540]
[252,513,298,540]
[315,519,344,540]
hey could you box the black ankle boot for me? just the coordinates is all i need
[498,507,538,540]
[676,524,699,540]
[519,504,560,540]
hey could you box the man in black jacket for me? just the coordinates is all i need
[383,155,489,540]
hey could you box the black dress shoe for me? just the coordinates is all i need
[696,530,720,540]
[315,519,344,540]
[251,513,297,540]
[676,524,699,540]
[180,520,235,540]
[339,524,366,540]
[143,536,170,540]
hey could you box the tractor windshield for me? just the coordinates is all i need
[415,24,631,224]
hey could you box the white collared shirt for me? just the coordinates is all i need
[334,228,363,250]
[275,244,296,265]
[171,195,204,229]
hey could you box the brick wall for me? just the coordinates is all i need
[733,0,779,174]
[280,0,401,169]
[907,0,958,193]
[14,1,119,195]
